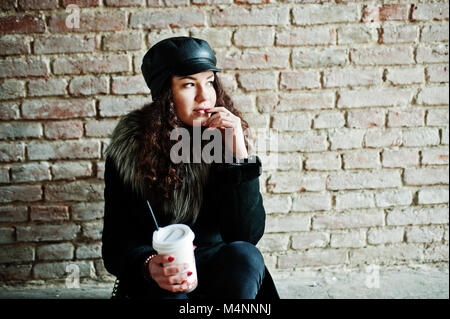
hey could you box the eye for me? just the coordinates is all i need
[183,82,195,88]
[207,80,214,86]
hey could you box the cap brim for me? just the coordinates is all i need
[172,61,220,77]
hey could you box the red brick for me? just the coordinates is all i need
[82,220,103,240]
[52,55,130,75]
[111,75,149,94]
[61,0,99,7]
[0,80,26,100]
[36,243,74,261]
[45,181,104,201]
[76,243,101,259]
[27,140,101,160]
[280,70,321,90]
[0,35,31,56]
[105,0,144,7]
[351,46,414,65]
[0,122,42,139]
[27,78,68,97]
[0,15,46,35]
[0,0,16,10]
[69,76,109,96]
[85,119,118,137]
[130,9,206,29]
[98,96,148,117]
[102,32,143,51]
[48,11,127,33]
[30,206,70,222]
[412,3,449,21]
[44,120,84,140]
[21,99,95,119]
[0,58,48,78]
[0,167,8,183]
[71,202,104,221]
[216,48,289,70]
[416,44,448,63]
[51,161,93,180]
[0,143,25,162]
[292,4,360,25]
[0,245,34,263]
[0,102,20,120]
[276,26,335,46]
[18,0,58,10]
[362,4,410,22]
[16,224,81,242]
[347,109,385,128]
[387,110,425,127]
[11,163,51,182]
[0,264,32,281]
[34,35,96,54]
[0,206,28,222]
[0,227,14,244]
[0,185,42,203]
[212,7,289,26]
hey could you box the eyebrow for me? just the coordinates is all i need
[178,74,215,81]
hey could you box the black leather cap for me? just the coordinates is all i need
[141,37,220,99]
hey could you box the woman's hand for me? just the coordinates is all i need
[202,106,248,159]
[147,255,191,293]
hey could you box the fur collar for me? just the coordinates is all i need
[105,108,210,224]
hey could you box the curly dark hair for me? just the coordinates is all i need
[137,75,250,199]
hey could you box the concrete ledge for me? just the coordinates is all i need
[1,264,448,299]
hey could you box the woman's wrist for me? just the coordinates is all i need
[142,254,156,282]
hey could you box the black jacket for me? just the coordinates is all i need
[101,109,279,299]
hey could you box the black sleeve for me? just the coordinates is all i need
[101,157,156,284]
[210,155,266,245]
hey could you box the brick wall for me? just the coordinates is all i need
[0,0,448,285]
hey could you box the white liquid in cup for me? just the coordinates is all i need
[152,224,198,292]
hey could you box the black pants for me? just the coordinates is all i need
[148,241,266,299]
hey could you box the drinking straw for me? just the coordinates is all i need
[146,200,159,231]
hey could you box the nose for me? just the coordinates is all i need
[195,83,208,104]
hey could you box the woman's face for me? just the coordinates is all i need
[171,70,217,127]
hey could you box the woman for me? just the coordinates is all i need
[102,37,279,299]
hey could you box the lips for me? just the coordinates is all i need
[194,107,211,114]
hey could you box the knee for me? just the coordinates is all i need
[222,241,265,273]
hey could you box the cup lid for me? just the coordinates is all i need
[153,224,194,249]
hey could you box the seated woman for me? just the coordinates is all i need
[102,36,279,299]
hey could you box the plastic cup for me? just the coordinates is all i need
[152,224,198,292]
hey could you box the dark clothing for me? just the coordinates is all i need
[143,241,265,299]
[102,155,279,299]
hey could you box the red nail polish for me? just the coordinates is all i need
[187,271,192,276]
[168,256,174,262]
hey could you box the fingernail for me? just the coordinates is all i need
[182,280,187,284]
[187,271,193,277]
[193,245,197,249]
[168,256,174,262]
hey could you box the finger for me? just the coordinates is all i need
[163,263,189,276]
[150,254,174,265]
[202,113,219,126]
[206,114,234,127]
[207,119,235,129]
[206,106,228,114]
[159,282,189,293]
[166,273,188,285]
